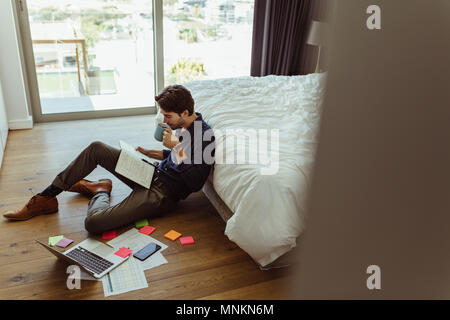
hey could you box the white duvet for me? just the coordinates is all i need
[184,73,327,266]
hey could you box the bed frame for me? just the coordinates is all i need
[202,171,300,270]
[202,175,234,222]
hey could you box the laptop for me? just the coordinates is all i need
[36,238,129,279]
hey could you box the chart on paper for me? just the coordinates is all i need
[102,257,148,297]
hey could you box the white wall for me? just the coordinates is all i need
[0,78,9,168]
[0,0,33,130]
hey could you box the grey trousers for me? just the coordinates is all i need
[52,141,178,234]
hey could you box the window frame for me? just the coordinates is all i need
[16,0,166,123]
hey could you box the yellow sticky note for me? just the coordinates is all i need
[164,230,182,241]
[48,235,64,246]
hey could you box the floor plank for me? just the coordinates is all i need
[0,115,292,299]
[198,277,292,300]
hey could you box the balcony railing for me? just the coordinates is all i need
[32,38,90,95]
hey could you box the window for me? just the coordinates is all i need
[27,0,155,114]
[22,0,254,120]
[163,0,254,86]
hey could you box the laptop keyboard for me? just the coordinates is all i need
[66,247,114,274]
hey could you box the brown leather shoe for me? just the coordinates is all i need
[68,179,112,198]
[3,195,58,221]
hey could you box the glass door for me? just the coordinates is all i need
[163,0,254,86]
[16,0,255,122]
[19,0,157,121]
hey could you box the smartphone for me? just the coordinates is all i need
[133,242,161,261]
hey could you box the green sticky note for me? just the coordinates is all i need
[48,235,64,246]
[135,219,149,228]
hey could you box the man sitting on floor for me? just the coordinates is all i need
[3,85,215,234]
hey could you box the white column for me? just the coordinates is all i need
[0,0,33,130]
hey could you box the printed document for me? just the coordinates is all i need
[107,228,168,271]
[115,140,155,189]
[102,257,148,297]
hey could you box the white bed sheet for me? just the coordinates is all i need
[184,73,327,266]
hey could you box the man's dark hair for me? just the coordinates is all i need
[155,85,194,116]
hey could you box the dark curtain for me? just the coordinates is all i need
[250,0,322,76]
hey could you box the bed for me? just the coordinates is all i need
[184,73,327,268]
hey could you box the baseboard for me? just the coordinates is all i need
[8,116,33,130]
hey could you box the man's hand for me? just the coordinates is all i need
[163,128,181,150]
[135,147,164,160]
[174,144,188,163]
[136,146,151,157]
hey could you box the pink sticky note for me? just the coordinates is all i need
[102,230,116,240]
[114,247,133,258]
[179,236,195,245]
[139,225,156,235]
[55,238,74,248]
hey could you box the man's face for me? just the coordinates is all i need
[160,108,187,130]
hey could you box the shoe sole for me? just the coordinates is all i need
[4,209,58,221]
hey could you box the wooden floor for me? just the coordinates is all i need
[0,115,293,300]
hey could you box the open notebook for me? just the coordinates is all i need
[115,140,156,189]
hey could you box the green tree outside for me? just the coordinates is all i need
[167,59,206,85]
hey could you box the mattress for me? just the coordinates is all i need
[184,73,327,266]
